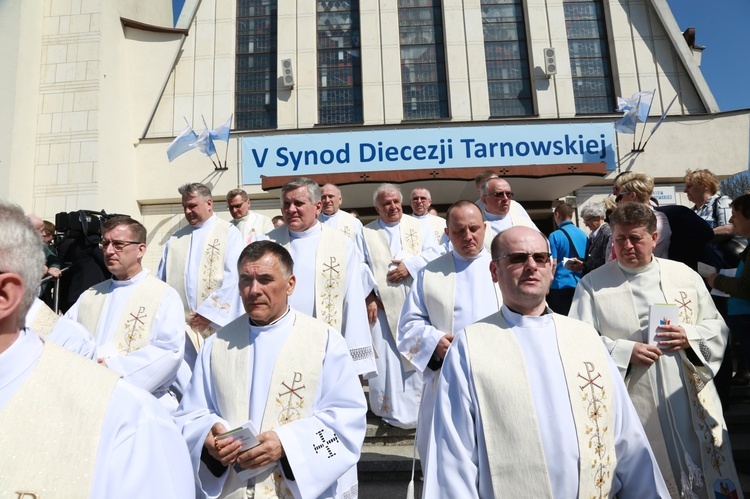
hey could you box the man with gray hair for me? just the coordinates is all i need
[362,183,440,428]
[157,182,244,365]
[0,200,195,498]
[481,177,537,237]
[569,202,612,274]
[262,177,376,377]
[227,188,274,244]
[410,187,446,243]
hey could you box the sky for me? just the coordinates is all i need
[667,0,750,112]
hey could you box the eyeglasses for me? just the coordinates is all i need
[488,191,514,199]
[100,239,141,251]
[615,194,623,203]
[582,217,598,223]
[495,252,551,265]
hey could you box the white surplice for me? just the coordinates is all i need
[261,222,377,378]
[424,306,668,498]
[175,309,367,499]
[484,204,538,236]
[66,269,185,410]
[362,218,441,428]
[26,297,96,358]
[0,330,196,499]
[398,249,500,463]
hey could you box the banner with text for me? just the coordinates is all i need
[241,123,616,184]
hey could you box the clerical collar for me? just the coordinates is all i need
[411,213,428,219]
[617,257,656,275]
[111,268,148,285]
[289,222,321,239]
[378,218,400,229]
[192,214,217,230]
[501,304,553,327]
[320,212,337,222]
[453,248,488,262]
[248,306,292,328]
[484,211,507,222]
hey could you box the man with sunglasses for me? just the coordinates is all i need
[227,188,274,245]
[424,226,668,497]
[480,177,537,237]
[67,216,185,411]
[0,202,194,498]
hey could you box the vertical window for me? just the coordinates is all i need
[564,0,615,114]
[399,0,448,120]
[318,1,363,124]
[236,0,278,129]
[481,0,533,117]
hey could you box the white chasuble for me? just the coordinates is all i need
[467,312,616,497]
[319,209,361,242]
[0,341,117,497]
[232,211,274,244]
[571,258,739,499]
[76,273,170,355]
[411,213,446,245]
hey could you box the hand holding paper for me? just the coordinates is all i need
[206,422,243,467]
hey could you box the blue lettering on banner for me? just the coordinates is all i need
[241,123,616,184]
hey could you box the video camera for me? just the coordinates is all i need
[55,210,129,238]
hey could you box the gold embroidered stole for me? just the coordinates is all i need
[508,200,537,229]
[76,275,170,355]
[330,210,359,241]
[29,301,60,337]
[0,342,118,497]
[211,312,328,499]
[266,225,348,331]
[363,216,423,341]
[168,219,231,351]
[425,214,446,243]
[421,252,502,337]
[465,313,616,498]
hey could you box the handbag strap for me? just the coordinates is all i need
[559,224,582,259]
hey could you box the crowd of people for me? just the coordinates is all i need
[0,167,746,498]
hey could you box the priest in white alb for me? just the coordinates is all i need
[408,187,447,244]
[26,297,96,357]
[424,225,668,498]
[262,178,376,377]
[226,188,274,244]
[175,241,366,499]
[570,202,741,498]
[66,216,185,411]
[0,201,195,499]
[398,200,501,463]
[362,183,440,428]
[481,177,537,236]
[157,182,244,365]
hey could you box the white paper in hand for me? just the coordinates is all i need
[217,420,276,480]
[648,304,679,346]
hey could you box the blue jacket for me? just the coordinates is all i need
[549,220,588,290]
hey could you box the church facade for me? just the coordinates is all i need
[1,0,748,268]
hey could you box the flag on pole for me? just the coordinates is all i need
[166,125,199,162]
[210,115,232,142]
[614,90,654,134]
[648,94,678,137]
[191,129,217,157]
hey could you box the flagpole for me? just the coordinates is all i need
[632,96,641,152]
[201,114,224,170]
[642,94,678,150]
[222,114,233,169]
[636,89,656,150]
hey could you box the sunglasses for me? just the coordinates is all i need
[100,239,141,252]
[488,191,514,199]
[495,252,552,265]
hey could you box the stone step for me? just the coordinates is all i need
[358,443,422,482]
[365,411,416,446]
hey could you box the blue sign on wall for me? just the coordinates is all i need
[241,123,616,185]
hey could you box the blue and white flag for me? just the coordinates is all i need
[166,125,198,162]
[210,115,232,143]
[615,90,654,134]
[649,94,678,137]
[191,129,216,157]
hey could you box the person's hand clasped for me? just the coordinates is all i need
[655,325,690,353]
[435,333,455,361]
[205,423,243,467]
[631,342,662,366]
[386,260,409,284]
[236,431,284,470]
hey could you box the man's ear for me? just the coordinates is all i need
[0,273,24,324]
